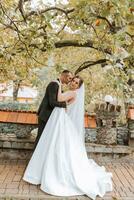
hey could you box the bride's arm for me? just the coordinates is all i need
[57,90,76,102]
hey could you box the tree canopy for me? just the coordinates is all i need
[0,0,134,104]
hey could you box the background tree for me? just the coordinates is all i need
[0,0,133,107]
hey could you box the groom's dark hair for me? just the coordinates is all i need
[61,70,71,74]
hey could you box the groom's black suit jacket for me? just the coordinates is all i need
[37,80,66,123]
[34,80,66,149]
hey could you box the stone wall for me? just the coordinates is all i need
[95,103,121,145]
[0,134,133,160]
[127,105,134,147]
[128,119,134,147]
[0,123,37,138]
[85,126,129,145]
[0,123,129,145]
[85,128,97,143]
[117,125,128,145]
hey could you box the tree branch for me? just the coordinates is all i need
[75,59,108,74]
[97,15,113,29]
[96,15,121,33]
[0,3,21,34]
[25,7,74,20]
[18,0,27,23]
[56,23,67,35]
[28,39,112,55]
[126,32,134,41]
[54,40,111,54]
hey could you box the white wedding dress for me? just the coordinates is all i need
[23,83,112,200]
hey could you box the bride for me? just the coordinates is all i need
[23,76,112,200]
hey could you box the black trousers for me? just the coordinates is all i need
[34,117,47,150]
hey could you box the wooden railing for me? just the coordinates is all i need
[0,109,96,128]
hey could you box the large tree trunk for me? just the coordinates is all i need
[13,80,22,101]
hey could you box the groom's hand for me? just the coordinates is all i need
[67,97,75,105]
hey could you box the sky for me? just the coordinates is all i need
[31,0,68,10]
[30,0,78,34]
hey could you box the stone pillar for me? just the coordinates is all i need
[95,103,121,145]
[117,125,128,145]
[85,113,97,143]
[128,105,134,147]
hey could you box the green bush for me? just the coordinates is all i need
[0,101,37,111]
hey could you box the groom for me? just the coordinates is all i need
[34,70,73,149]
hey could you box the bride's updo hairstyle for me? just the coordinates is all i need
[73,75,83,88]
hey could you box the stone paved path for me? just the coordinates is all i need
[0,156,133,200]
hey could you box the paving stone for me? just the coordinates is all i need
[0,156,133,200]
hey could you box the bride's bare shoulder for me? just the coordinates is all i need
[65,90,76,95]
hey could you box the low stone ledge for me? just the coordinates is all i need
[85,143,133,154]
[0,134,35,143]
[0,134,133,160]
[0,149,31,160]
[0,134,34,149]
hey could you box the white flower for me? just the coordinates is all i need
[115,63,123,69]
[115,47,129,59]
[104,64,113,70]
[30,0,40,10]
[104,95,113,103]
